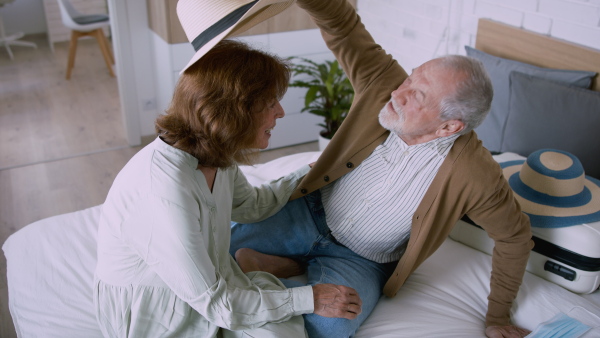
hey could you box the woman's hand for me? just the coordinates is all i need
[312,284,362,319]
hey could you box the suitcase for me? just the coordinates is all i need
[449,151,600,294]
[450,217,600,294]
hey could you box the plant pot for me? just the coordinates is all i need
[318,133,331,151]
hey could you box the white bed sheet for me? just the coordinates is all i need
[3,151,600,337]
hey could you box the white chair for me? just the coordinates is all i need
[0,0,37,60]
[57,0,114,79]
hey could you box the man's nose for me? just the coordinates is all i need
[391,88,407,106]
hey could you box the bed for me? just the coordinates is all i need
[3,19,600,337]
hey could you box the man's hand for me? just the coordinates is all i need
[312,284,362,319]
[485,325,531,338]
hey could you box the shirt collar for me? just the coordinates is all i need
[154,136,200,169]
[428,133,460,156]
[378,132,460,163]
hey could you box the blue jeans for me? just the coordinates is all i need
[230,190,396,338]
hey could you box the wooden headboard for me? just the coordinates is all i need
[474,18,600,91]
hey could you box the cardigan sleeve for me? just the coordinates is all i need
[289,0,404,201]
[463,150,533,327]
[295,0,404,95]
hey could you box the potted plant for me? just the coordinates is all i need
[289,57,354,149]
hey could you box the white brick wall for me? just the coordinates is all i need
[358,0,600,71]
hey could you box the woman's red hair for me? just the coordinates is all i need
[155,40,290,167]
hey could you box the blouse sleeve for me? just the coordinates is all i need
[231,164,310,223]
[120,196,313,330]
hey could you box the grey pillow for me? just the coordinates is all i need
[465,46,596,152]
[501,71,600,179]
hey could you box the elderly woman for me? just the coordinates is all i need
[93,40,361,338]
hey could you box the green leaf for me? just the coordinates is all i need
[289,57,355,138]
[305,87,319,106]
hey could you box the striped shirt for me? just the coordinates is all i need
[321,132,459,263]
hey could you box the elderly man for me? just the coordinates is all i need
[231,0,533,337]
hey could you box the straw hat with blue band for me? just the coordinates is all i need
[501,149,600,228]
[177,0,296,73]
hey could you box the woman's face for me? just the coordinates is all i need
[254,100,285,149]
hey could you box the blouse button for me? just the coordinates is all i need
[346,162,354,168]
[324,175,330,182]
[301,188,308,194]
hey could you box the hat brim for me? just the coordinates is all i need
[181,0,295,74]
[502,160,600,228]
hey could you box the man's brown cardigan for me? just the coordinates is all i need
[290,0,533,327]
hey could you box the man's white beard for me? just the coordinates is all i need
[378,99,405,135]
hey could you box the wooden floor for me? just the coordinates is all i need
[0,34,317,338]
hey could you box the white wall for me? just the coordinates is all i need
[6,0,600,146]
[114,0,600,145]
[106,0,155,145]
[358,0,600,72]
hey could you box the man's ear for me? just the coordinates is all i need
[436,120,465,137]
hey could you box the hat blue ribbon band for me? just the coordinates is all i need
[508,172,592,208]
[191,0,258,52]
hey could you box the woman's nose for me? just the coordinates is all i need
[275,102,285,118]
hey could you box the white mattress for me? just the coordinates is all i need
[3,151,600,337]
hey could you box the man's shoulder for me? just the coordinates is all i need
[448,132,503,179]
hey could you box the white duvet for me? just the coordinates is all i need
[3,151,600,337]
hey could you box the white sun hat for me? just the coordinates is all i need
[177,0,296,73]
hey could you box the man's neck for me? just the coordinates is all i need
[398,134,439,146]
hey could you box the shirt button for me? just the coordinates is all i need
[346,162,354,168]
[403,151,409,156]
[301,188,308,194]
[210,207,215,213]
[324,175,330,182]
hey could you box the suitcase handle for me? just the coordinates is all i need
[544,261,576,281]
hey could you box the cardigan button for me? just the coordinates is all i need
[324,175,330,182]
[346,162,354,168]
[301,188,308,194]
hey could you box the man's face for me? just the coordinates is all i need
[378,59,460,145]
